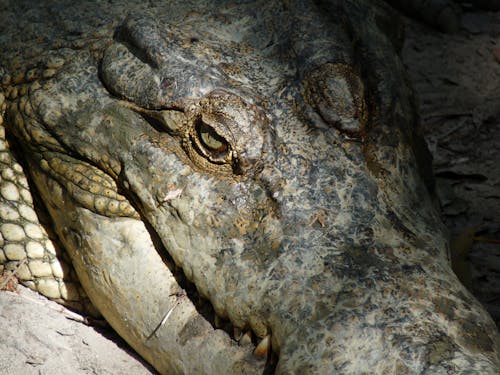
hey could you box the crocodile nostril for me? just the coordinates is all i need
[303,63,368,135]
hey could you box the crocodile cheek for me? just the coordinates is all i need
[124,157,275,318]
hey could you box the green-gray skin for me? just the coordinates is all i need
[0,0,499,374]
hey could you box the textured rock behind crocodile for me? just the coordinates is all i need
[1,0,499,374]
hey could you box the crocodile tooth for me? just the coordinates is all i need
[239,330,253,346]
[233,327,242,340]
[253,335,271,358]
[214,315,223,328]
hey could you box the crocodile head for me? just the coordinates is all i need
[1,0,499,373]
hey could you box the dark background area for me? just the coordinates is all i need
[402,5,500,327]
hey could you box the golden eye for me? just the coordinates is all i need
[196,121,229,155]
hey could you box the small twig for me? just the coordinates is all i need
[146,294,184,341]
[473,236,500,244]
[425,110,472,119]
[60,307,91,325]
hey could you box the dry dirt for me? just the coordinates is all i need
[0,5,499,375]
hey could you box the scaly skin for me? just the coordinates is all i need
[1,0,499,374]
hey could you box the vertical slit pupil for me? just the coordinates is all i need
[197,121,229,154]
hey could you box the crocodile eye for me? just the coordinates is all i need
[197,122,229,155]
[190,118,232,165]
[185,89,267,175]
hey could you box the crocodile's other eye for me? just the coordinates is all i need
[197,121,229,155]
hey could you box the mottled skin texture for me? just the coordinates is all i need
[0,0,499,374]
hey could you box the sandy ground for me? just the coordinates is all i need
[0,5,498,375]
[0,286,156,375]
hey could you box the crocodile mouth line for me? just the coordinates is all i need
[141,218,279,373]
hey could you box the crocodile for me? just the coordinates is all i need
[0,0,499,374]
